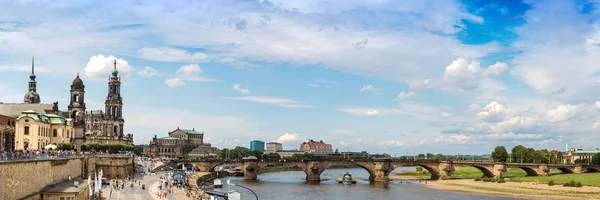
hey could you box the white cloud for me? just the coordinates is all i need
[83,54,132,78]
[484,62,508,76]
[138,47,208,62]
[360,85,381,95]
[165,78,185,87]
[275,133,302,144]
[440,112,453,118]
[595,101,600,109]
[435,134,471,144]
[366,110,379,116]
[165,64,217,87]
[137,66,158,77]
[225,96,314,108]
[396,91,416,100]
[546,104,584,123]
[440,57,484,90]
[233,84,249,94]
[476,101,508,123]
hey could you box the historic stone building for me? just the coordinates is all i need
[0,56,133,150]
[144,127,217,158]
[67,61,132,146]
[0,114,16,151]
[13,110,75,150]
[300,139,333,155]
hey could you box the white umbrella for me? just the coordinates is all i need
[44,144,57,150]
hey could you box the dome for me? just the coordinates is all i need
[72,75,84,87]
[23,90,41,104]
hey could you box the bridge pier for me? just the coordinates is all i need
[304,161,325,182]
[574,165,583,174]
[243,162,260,180]
[437,161,454,180]
[536,165,549,176]
[370,161,392,182]
[493,164,506,178]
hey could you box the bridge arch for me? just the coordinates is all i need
[470,165,494,178]
[176,163,194,170]
[585,167,599,173]
[390,164,442,180]
[554,167,574,174]
[516,167,539,176]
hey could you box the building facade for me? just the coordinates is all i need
[0,114,16,151]
[145,128,216,158]
[249,140,265,152]
[563,148,600,164]
[14,110,75,150]
[0,56,133,151]
[300,140,333,154]
[69,61,132,146]
[265,142,283,154]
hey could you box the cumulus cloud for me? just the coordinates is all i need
[276,133,302,144]
[379,140,403,147]
[546,104,584,123]
[233,84,249,94]
[137,66,158,77]
[476,101,507,123]
[84,54,132,78]
[396,91,416,100]
[360,85,381,95]
[165,64,217,87]
[484,62,508,76]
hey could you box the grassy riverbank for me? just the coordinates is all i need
[394,167,600,199]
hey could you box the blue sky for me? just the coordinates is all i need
[1,0,600,155]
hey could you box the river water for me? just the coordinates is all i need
[214,167,519,200]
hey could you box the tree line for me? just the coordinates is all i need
[491,145,600,164]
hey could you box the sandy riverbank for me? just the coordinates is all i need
[420,179,600,200]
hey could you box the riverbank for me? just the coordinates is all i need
[393,167,600,200]
[422,179,600,200]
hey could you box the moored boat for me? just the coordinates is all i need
[338,172,357,185]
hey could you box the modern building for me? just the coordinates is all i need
[144,127,217,158]
[249,140,265,152]
[266,142,283,154]
[300,139,333,154]
[14,110,75,150]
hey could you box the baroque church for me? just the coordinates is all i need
[0,55,132,151]
[68,60,133,146]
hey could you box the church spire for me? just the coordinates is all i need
[30,53,36,80]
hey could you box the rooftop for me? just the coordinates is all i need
[180,128,202,135]
[41,178,88,194]
[158,136,185,140]
[0,103,54,117]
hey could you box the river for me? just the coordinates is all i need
[213,167,519,200]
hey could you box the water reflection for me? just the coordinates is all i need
[212,167,519,200]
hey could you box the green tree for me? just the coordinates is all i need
[382,153,391,158]
[491,146,508,162]
[555,151,563,164]
[538,149,550,164]
[133,145,145,156]
[592,153,600,165]
[417,153,425,158]
[511,145,527,163]
[426,153,434,159]
[434,153,445,160]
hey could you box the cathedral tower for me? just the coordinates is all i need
[105,60,125,137]
[68,72,86,127]
[23,54,41,104]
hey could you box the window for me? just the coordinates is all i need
[53,129,57,137]
[24,126,29,135]
[67,130,70,138]
[25,119,29,123]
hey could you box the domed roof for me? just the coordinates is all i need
[72,73,84,86]
[23,90,41,104]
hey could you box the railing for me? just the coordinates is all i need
[0,152,133,162]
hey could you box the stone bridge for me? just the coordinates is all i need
[153,159,600,182]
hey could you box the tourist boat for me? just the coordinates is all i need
[338,172,356,185]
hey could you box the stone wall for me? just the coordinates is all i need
[0,156,135,200]
[0,158,85,200]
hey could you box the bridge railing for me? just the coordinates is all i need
[0,152,133,163]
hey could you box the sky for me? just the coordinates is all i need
[1,0,600,155]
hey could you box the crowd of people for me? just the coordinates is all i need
[0,149,133,161]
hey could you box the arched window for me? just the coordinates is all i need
[73,94,79,102]
[53,129,57,137]
[24,126,30,135]
[113,125,118,135]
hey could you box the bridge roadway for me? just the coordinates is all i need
[153,158,600,182]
